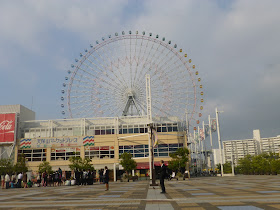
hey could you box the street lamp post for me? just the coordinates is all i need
[149,123,158,186]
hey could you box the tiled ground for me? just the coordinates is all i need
[1,175,280,209]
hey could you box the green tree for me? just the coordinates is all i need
[68,156,94,171]
[168,148,189,172]
[223,162,232,174]
[81,158,94,171]
[0,158,14,175]
[14,154,28,174]
[38,161,53,174]
[119,152,137,177]
[238,154,253,175]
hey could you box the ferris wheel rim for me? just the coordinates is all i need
[62,31,203,127]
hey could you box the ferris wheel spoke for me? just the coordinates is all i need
[83,56,127,91]
[73,64,121,92]
[91,46,130,90]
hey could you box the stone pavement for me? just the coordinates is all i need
[1,175,280,209]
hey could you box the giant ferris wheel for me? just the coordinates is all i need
[61,30,204,128]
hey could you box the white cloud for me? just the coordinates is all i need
[0,0,280,139]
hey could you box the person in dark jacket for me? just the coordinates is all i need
[103,166,109,191]
[159,160,167,193]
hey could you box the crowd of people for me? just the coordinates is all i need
[1,172,33,189]
[1,166,110,192]
[39,168,64,187]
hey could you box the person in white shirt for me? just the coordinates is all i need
[17,172,23,188]
[5,173,10,189]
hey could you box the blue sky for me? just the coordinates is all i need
[1,0,280,144]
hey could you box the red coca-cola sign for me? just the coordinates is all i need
[0,113,16,143]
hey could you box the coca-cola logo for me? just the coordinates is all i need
[0,120,14,131]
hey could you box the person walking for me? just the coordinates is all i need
[159,160,167,193]
[103,166,109,191]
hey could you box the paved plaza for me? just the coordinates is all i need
[1,175,280,209]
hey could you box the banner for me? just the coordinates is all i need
[204,125,209,138]
[0,113,16,143]
[199,128,205,140]
[211,119,217,132]
[152,129,158,147]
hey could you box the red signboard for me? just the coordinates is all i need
[0,113,16,143]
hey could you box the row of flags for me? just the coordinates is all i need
[190,118,217,143]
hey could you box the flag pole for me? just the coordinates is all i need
[208,115,214,170]
[216,107,224,177]
[203,121,208,172]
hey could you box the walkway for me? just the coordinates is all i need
[0,175,280,209]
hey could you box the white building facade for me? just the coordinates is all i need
[223,129,280,165]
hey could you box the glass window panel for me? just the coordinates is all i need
[134,149,144,153]
[145,128,148,133]
[173,127,178,131]
[159,148,168,152]
[110,155,115,158]
[169,144,178,148]
[159,153,168,157]
[124,150,133,153]
[128,128,133,133]
[33,149,42,153]
[95,130,100,135]
[168,127,172,132]
[51,157,55,160]
[140,128,144,133]
[119,150,124,154]
[134,128,139,133]
[119,146,124,149]
[112,129,115,134]
[162,127,167,132]
[169,148,178,152]
[100,151,110,154]
[106,129,111,134]
[33,153,42,157]
[119,129,122,134]
[56,153,65,157]
[32,158,42,161]
[157,127,161,132]
[124,146,133,149]
[135,154,144,157]
[134,145,144,149]
[101,130,105,135]
[24,154,31,157]
[123,129,127,134]
[158,144,168,148]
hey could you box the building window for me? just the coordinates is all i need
[51,147,80,161]
[119,143,183,158]
[18,149,46,162]
[85,146,115,159]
